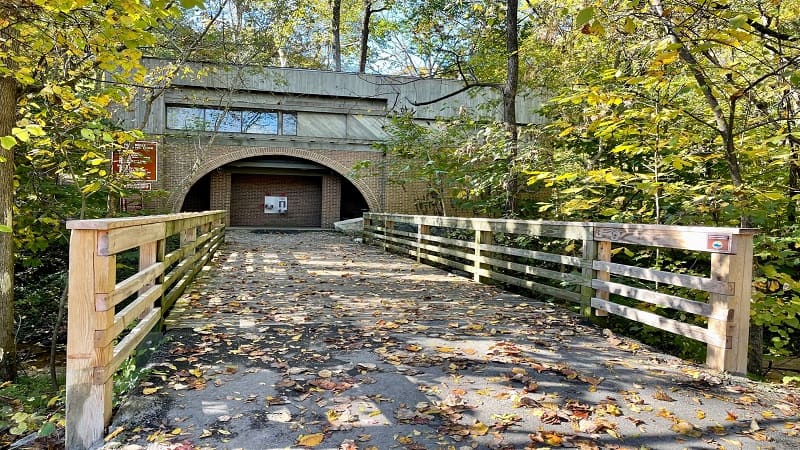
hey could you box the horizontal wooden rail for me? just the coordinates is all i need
[65,210,226,450]
[364,213,756,377]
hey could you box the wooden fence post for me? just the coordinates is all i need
[384,220,393,252]
[579,233,596,319]
[474,229,493,283]
[362,215,371,244]
[66,229,115,450]
[181,226,197,256]
[707,233,754,375]
[417,224,429,263]
[594,240,611,317]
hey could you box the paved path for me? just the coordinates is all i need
[103,230,799,450]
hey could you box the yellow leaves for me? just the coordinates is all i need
[296,432,325,447]
[404,344,422,352]
[142,387,161,395]
[435,346,455,353]
[651,51,679,67]
[696,409,706,420]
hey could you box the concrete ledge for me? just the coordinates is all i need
[334,217,363,235]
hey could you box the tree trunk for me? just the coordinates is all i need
[331,0,342,71]
[0,74,17,382]
[503,0,519,217]
[358,1,373,73]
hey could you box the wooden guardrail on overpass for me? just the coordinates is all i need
[65,211,226,449]
[364,213,756,376]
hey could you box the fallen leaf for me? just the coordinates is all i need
[470,420,490,436]
[142,387,160,395]
[653,390,675,402]
[671,420,702,438]
[297,432,325,447]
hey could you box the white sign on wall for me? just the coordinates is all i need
[264,196,288,214]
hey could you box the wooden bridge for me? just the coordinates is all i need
[64,211,763,449]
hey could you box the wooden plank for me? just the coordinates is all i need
[591,279,721,319]
[366,213,592,239]
[478,255,588,286]
[98,223,166,256]
[419,251,474,273]
[95,285,162,348]
[591,298,724,347]
[580,234,597,317]
[594,240,611,317]
[67,210,226,231]
[365,213,757,242]
[98,308,162,383]
[485,270,582,303]
[593,261,733,295]
[416,241,474,261]
[66,229,111,449]
[707,234,754,375]
[480,243,584,267]
[594,226,743,254]
[102,262,165,311]
[475,230,492,283]
[417,224,430,263]
[418,233,474,249]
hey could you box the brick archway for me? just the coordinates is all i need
[168,147,381,214]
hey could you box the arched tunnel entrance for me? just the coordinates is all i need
[181,155,369,228]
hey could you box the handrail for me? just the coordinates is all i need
[65,210,226,449]
[364,213,756,376]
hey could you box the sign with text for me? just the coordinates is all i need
[264,196,288,214]
[112,141,158,182]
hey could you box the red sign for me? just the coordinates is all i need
[112,141,158,182]
[706,234,731,252]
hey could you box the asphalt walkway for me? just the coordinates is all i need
[101,230,799,450]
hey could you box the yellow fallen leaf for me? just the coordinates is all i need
[397,436,413,444]
[511,367,528,376]
[435,346,455,353]
[543,431,563,446]
[471,420,490,436]
[405,344,422,352]
[761,410,775,419]
[696,410,706,420]
[142,387,160,395]
[200,429,212,438]
[671,420,702,438]
[297,432,324,447]
[104,426,124,442]
[170,428,182,435]
[190,368,203,378]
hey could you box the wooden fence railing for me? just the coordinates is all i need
[65,211,226,449]
[364,213,756,376]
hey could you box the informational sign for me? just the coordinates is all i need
[706,234,731,252]
[264,196,288,214]
[112,141,158,183]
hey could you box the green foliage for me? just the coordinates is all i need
[0,376,64,439]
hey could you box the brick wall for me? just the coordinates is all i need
[321,174,341,227]
[229,174,322,227]
[153,141,434,220]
